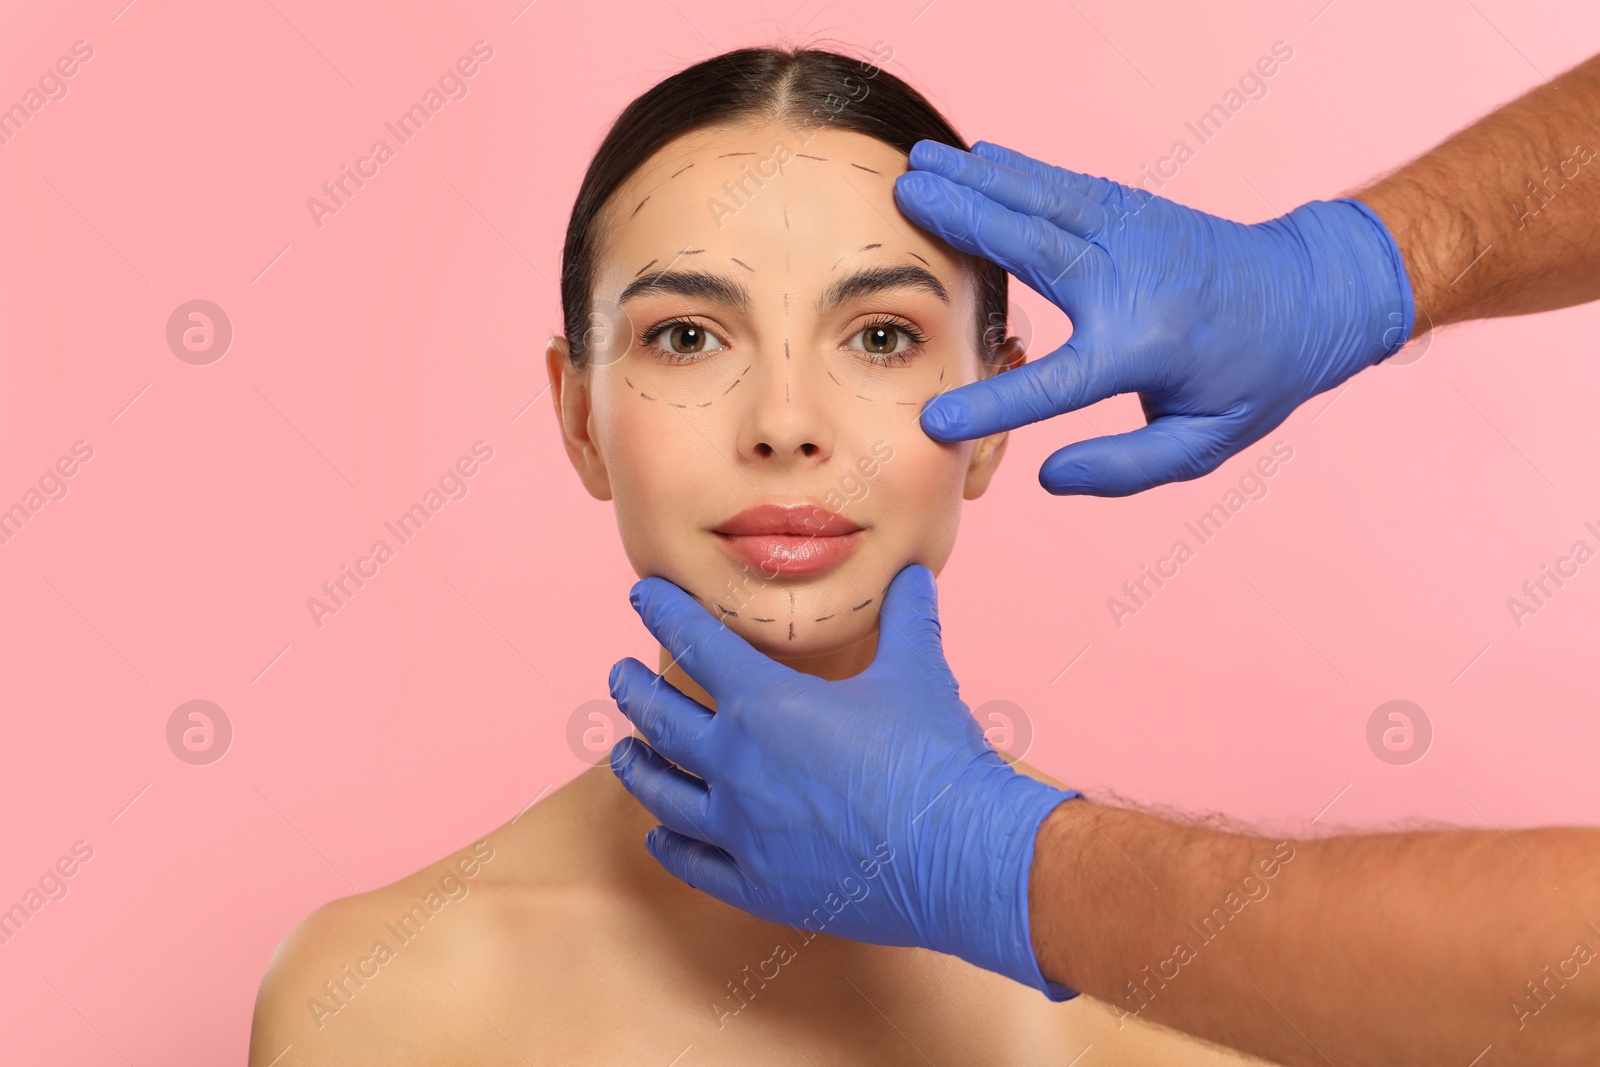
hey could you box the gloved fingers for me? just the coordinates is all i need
[905,141,1111,239]
[644,825,756,912]
[921,338,1132,440]
[863,564,956,687]
[629,575,786,708]
[610,736,713,841]
[608,657,714,778]
[893,171,1096,303]
[1037,416,1243,496]
[969,139,1121,205]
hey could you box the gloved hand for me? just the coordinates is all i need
[608,564,1081,1000]
[895,139,1417,496]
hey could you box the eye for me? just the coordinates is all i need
[847,316,929,366]
[640,317,728,364]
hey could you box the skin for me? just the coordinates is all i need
[247,121,1271,1065]
[1028,52,1600,1067]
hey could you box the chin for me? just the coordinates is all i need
[679,563,885,661]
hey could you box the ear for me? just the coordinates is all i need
[546,336,613,501]
[962,334,1026,500]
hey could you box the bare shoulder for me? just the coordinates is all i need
[248,838,512,1067]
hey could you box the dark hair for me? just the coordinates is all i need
[559,44,1009,370]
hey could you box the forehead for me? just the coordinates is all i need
[595,123,971,300]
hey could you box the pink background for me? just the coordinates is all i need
[3,0,1598,1061]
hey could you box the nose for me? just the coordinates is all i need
[735,346,836,466]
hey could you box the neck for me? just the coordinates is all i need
[657,626,881,710]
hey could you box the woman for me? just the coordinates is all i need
[248,45,1271,1065]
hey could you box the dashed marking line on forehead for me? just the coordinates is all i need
[795,153,827,161]
[634,258,658,277]
[831,243,886,271]
[730,257,754,272]
[784,204,789,230]
[717,152,756,157]
[851,163,881,175]
[669,162,695,179]
[908,252,931,267]
[629,196,650,219]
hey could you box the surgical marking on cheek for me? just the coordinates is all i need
[784,204,790,230]
[939,366,944,381]
[827,370,843,387]
[851,598,873,611]
[788,621,795,641]
[855,394,873,402]
[730,257,755,272]
[697,400,713,407]
[851,163,881,175]
[814,614,834,622]
[895,400,917,405]
[722,363,752,395]
[714,603,739,617]
[750,616,775,623]
[634,258,659,277]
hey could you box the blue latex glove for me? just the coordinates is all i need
[608,564,1082,1000]
[895,139,1417,496]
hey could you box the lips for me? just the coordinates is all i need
[710,503,866,577]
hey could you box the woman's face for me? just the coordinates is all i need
[548,121,1022,671]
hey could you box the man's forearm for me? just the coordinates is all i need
[1355,51,1600,329]
[1031,797,1600,1066]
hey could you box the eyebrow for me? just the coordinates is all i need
[617,263,950,315]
